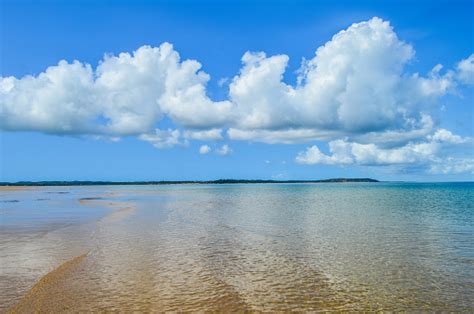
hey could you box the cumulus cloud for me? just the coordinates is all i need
[217,77,229,87]
[295,129,473,174]
[296,140,437,166]
[227,128,340,144]
[0,43,230,136]
[0,17,472,174]
[138,129,185,149]
[429,157,474,174]
[456,54,474,85]
[228,17,457,139]
[215,144,233,155]
[428,128,467,144]
[183,128,223,141]
[199,145,211,154]
[0,61,97,134]
[2,17,470,142]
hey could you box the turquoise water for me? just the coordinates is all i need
[1,183,473,311]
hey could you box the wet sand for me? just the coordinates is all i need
[0,187,119,311]
[0,186,35,191]
[7,253,89,313]
[2,187,354,312]
[7,252,252,312]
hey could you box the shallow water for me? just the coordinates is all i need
[1,183,473,311]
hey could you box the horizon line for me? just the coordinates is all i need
[1,178,473,186]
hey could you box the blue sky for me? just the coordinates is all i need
[0,0,473,182]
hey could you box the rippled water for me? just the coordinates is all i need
[1,183,473,311]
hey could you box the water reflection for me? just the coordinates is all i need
[1,183,473,311]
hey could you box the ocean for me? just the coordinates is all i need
[1,182,473,311]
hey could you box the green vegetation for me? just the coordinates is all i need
[0,178,378,186]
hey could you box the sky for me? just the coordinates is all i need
[0,0,473,182]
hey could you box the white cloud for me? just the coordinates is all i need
[227,128,340,144]
[429,157,474,174]
[158,61,234,129]
[217,77,229,87]
[0,16,472,172]
[456,54,474,85]
[215,144,232,155]
[183,128,223,141]
[296,143,353,165]
[138,129,185,149]
[2,17,469,142]
[0,43,230,136]
[297,140,438,166]
[0,61,97,134]
[353,114,434,147]
[199,145,211,154]
[295,130,473,174]
[224,17,471,146]
[428,128,466,144]
[272,173,285,179]
[229,18,445,135]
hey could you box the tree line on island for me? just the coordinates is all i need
[0,178,379,186]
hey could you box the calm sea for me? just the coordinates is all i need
[1,182,473,311]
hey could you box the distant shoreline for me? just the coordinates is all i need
[0,178,379,187]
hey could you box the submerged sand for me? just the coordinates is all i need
[7,253,89,313]
[2,184,473,312]
[0,186,35,191]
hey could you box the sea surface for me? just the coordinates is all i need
[0,183,473,311]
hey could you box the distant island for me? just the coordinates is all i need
[0,178,379,186]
